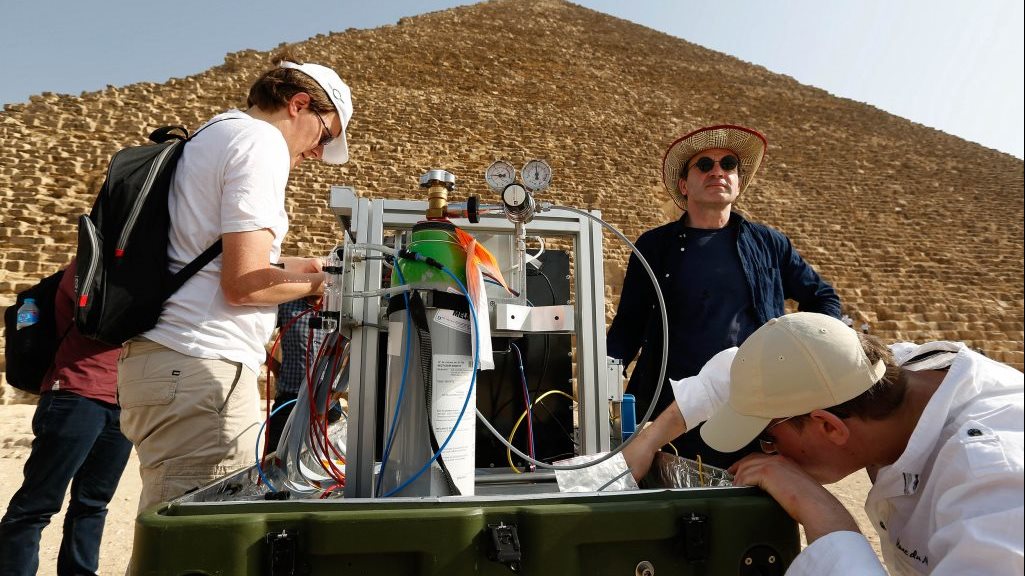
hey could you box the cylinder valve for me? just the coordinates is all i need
[420,169,457,219]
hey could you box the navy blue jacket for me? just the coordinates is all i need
[607,211,841,417]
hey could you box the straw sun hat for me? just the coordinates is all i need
[661,124,768,209]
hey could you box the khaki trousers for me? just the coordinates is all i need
[117,339,260,513]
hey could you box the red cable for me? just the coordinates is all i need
[261,306,315,461]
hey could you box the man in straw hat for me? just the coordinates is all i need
[116,50,354,516]
[624,312,1023,574]
[607,124,841,466]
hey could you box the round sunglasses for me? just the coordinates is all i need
[690,155,740,173]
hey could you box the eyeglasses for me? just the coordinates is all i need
[757,416,796,455]
[690,155,740,173]
[312,110,335,148]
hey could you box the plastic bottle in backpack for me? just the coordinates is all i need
[16,298,40,330]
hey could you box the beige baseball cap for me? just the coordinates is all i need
[280,61,353,164]
[700,312,886,453]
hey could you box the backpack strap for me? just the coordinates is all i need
[148,115,238,146]
[165,239,223,299]
[158,116,241,299]
[188,116,239,141]
[149,125,189,143]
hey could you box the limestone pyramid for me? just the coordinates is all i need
[1,0,1021,399]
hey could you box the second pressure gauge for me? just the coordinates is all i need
[521,159,552,192]
[485,160,517,193]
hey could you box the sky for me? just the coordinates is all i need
[2,1,1022,158]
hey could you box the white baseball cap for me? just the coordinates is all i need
[280,61,353,164]
[700,313,886,453]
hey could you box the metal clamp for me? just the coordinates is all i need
[606,357,625,401]
[487,522,522,572]
[682,512,709,562]
[265,529,303,576]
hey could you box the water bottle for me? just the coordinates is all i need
[16,298,40,330]
[621,393,637,442]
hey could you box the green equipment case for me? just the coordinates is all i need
[130,481,798,575]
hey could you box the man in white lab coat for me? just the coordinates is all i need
[624,312,1023,574]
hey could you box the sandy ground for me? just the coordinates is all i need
[0,401,883,574]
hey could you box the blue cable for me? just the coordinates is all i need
[376,263,413,496]
[382,261,479,498]
[254,398,298,493]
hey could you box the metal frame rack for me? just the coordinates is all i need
[329,186,613,498]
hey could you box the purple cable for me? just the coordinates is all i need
[510,342,535,472]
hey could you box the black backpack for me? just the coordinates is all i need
[75,125,223,346]
[3,269,65,393]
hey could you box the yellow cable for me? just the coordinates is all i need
[664,441,678,456]
[696,454,704,487]
[507,389,576,473]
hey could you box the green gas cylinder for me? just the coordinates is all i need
[383,219,477,498]
[393,220,468,287]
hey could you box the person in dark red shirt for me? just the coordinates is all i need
[0,261,132,576]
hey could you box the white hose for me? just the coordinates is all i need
[473,204,670,471]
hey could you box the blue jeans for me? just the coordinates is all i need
[0,392,132,576]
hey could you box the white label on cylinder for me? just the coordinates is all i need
[433,309,471,334]
[387,321,404,356]
[431,354,476,495]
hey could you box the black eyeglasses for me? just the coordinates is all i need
[313,110,335,148]
[690,155,740,173]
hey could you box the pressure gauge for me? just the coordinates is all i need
[485,160,517,193]
[502,183,536,223]
[521,159,552,192]
[502,183,528,208]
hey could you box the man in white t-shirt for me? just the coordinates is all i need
[117,52,354,513]
[624,313,1023,574]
